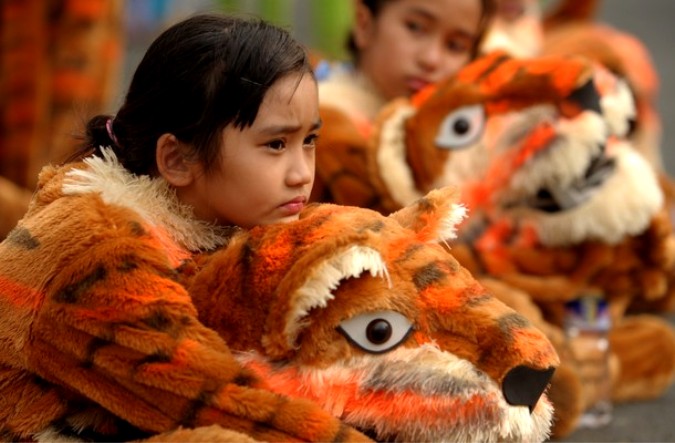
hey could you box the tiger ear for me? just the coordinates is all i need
[389,187,467,243]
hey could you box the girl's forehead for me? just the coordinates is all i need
[380,0,483,30]
[250,73,319,129]
[261,72,315,104]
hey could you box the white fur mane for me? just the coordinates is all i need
[62,148,232,252]
[284,245,389,347]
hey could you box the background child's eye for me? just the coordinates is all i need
[446,38,471,54]
[405,20,426,34]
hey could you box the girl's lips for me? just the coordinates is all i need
[279,197,306,216]
[408,78,431,93]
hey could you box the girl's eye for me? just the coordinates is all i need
[266,139,285,151]
[337,310,413,354]
[304,133,319,148]
[405,19,426,35]
[446,38,471,54]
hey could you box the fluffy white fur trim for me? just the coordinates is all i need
[62,148,232,252]
[377,104,423,206]
[284,245,389,346]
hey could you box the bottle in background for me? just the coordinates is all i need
[564,294,613,428]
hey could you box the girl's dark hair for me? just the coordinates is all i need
[79,14,313,176]
[346,0,497,62]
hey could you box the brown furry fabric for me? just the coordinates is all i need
[189,186,559,442]
[0,156,369,442]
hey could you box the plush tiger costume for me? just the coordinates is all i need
[312,50,632,214]
[313,50,675,437]
[0,151,558,441]
[189,185,558,442]
[0,152,370,442]
[423,52,675,435]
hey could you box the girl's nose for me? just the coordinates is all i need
[287,149,314,187]
[418,39,445,71]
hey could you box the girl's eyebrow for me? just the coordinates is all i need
[406,6,478,39]
[259,118,323,135]
[406,6,436,22]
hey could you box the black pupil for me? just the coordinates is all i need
[366,319,392,344]
[453,118,470,135]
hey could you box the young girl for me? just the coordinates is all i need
[317,0,496,132]
[311,0,495,208]
[0,13,366,442]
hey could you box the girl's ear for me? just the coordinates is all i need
[352,0,375,49]
[156,133,196,187]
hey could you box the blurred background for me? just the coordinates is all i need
[3,0,673,189]
[118,0,675,174]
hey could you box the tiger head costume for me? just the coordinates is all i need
[366,50,661,244]
[189,186,559,443]
[313,50,675,438]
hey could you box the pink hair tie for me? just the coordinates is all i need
[106,118,120,146]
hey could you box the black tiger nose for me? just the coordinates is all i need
[569,79,602,114]
[502,365,556,412]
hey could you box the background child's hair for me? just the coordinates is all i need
[345,0,496,63]
[79,14,313,176]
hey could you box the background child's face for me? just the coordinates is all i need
[181,73,320,229]
[354,0,483,100]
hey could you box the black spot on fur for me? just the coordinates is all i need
[443,258,460,273]
[232,370,257,387]
[128,221,146,237]
[6,227,40,249]
[412,262,446,290]
[174,259,194,275]
[179,387,218,427]
[395,243,424,264]
[498,313,532,340]
[466,293,493,307]
[142,310,173,332]
[359,220,385,233]
[254,395,287,431]
[415,197,433,212]
[157,266,180,282]
[117,254,139,272]
[136,351,172,370]
[241,238,255,267]
[476,52,511,81]
[0,432,19,441]
[31,374,53,391]
[54,265,107,303]
[50,413,151,442]
[251,421,277,438]
[332,422,354,442]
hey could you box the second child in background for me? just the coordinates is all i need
[317,0,496,137]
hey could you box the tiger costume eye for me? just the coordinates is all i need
[366,319,393,344]
[434,104,485,149]
[338,310,413,353]
[453,118,470,135]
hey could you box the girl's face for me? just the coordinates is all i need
[354,0,483,100]
[181,72,320,229]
